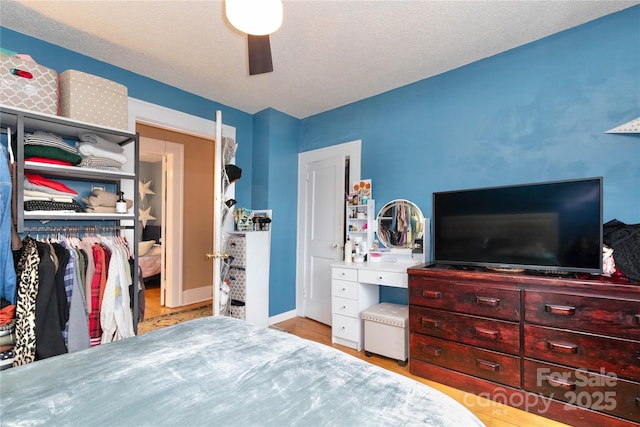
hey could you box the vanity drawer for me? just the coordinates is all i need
[410,334,521,388]
[331,280,358,300]
[524,324,640,381]
[524,359,640,423]
[332,267,358,282]
[358,269,407,288]
[332,313,360,342]
[411,306,520,355]
[524,291,640,340]
[409,278,521,321]
[332,296,359,318]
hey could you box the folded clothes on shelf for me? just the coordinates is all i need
[23,178,77,197]
[23,145,82,165]
[22,132,82,165]
[77,144,127,165]
[78,156,125,171]
[24,173,77,195]
[25,132,79,154]
[24,200,84,212]
[23,190,75,203]
[82,189,132,209]
[79,133,124,154]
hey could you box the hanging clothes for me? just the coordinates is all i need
[9,229,135,368]
[13,236,39,367]
[0,143,17,304]
[100,237,134,343]
[61,239,90,352]
[33,241,68,360]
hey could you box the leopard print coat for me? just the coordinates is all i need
[13,237,39,367]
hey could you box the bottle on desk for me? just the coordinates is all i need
[344,238,353,263]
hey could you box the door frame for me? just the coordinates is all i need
[295,140,361,316]
[128,98,233,306]
[139,136,184,307]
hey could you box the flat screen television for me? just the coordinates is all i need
[432,177,603,275]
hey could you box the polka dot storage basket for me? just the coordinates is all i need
[59,69,128,130]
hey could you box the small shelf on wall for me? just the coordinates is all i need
[606,117,640,134]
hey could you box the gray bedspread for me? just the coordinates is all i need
[0,316,484,426]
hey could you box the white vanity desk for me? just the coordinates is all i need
[329,261,420,351]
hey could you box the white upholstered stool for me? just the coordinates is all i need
[361,302,409,366]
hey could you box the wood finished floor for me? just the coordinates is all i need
[144,292,568,427]
[143,285,210,319]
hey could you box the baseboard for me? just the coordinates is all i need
[269,309,297,325]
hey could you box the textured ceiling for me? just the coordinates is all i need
[1,0,638,119]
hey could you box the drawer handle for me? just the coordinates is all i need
[636,397,640,409]
[546,340,578,354]
[424,345,442,356]
[420,317,440,328]
[635,314,640,325]
[377,276,383,281]
[544,304,576,316]
[545,375,576,391]
[422,290,442,299]
[475,327,499,340]
[340,305,347,310]
[476,359,500,372]
[476,296,500,307]
[341,287,347,292]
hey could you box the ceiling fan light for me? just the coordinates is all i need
[226,0,283,36]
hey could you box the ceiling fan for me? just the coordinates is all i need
[225,0,283,75]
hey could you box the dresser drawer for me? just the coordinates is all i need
[332,296,359,318]
[524,291,640,340]
[524,359,640,423]
[411,306,520,355]
[409,278,521,321]
[332,313,360,342]
[332,267,358,282]
[410,334,521,388]
[331,279,358,300]
[358,269,407,288]
[524,324,640,381]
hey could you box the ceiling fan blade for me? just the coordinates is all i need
[248,34,274,75]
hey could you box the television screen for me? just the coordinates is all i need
[432,177,603,274]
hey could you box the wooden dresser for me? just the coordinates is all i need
[408,265,640,426]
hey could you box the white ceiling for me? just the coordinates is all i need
[1,0,638,119]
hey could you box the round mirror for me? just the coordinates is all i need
[376,199,425,249]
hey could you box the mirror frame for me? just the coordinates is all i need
[376,199,425,249]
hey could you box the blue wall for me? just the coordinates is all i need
[299,7,640,304]
[301,7,640,225]
[253,109,300,315]
[2,6,639,314]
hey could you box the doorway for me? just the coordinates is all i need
[138,131,184,308]
[296,141,361,324]
[129,98,234,310]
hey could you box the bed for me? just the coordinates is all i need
[0,316,484,426]
[139,225,162,281]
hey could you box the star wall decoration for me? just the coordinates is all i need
[139,206,157,228]
[139,180,155,202]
